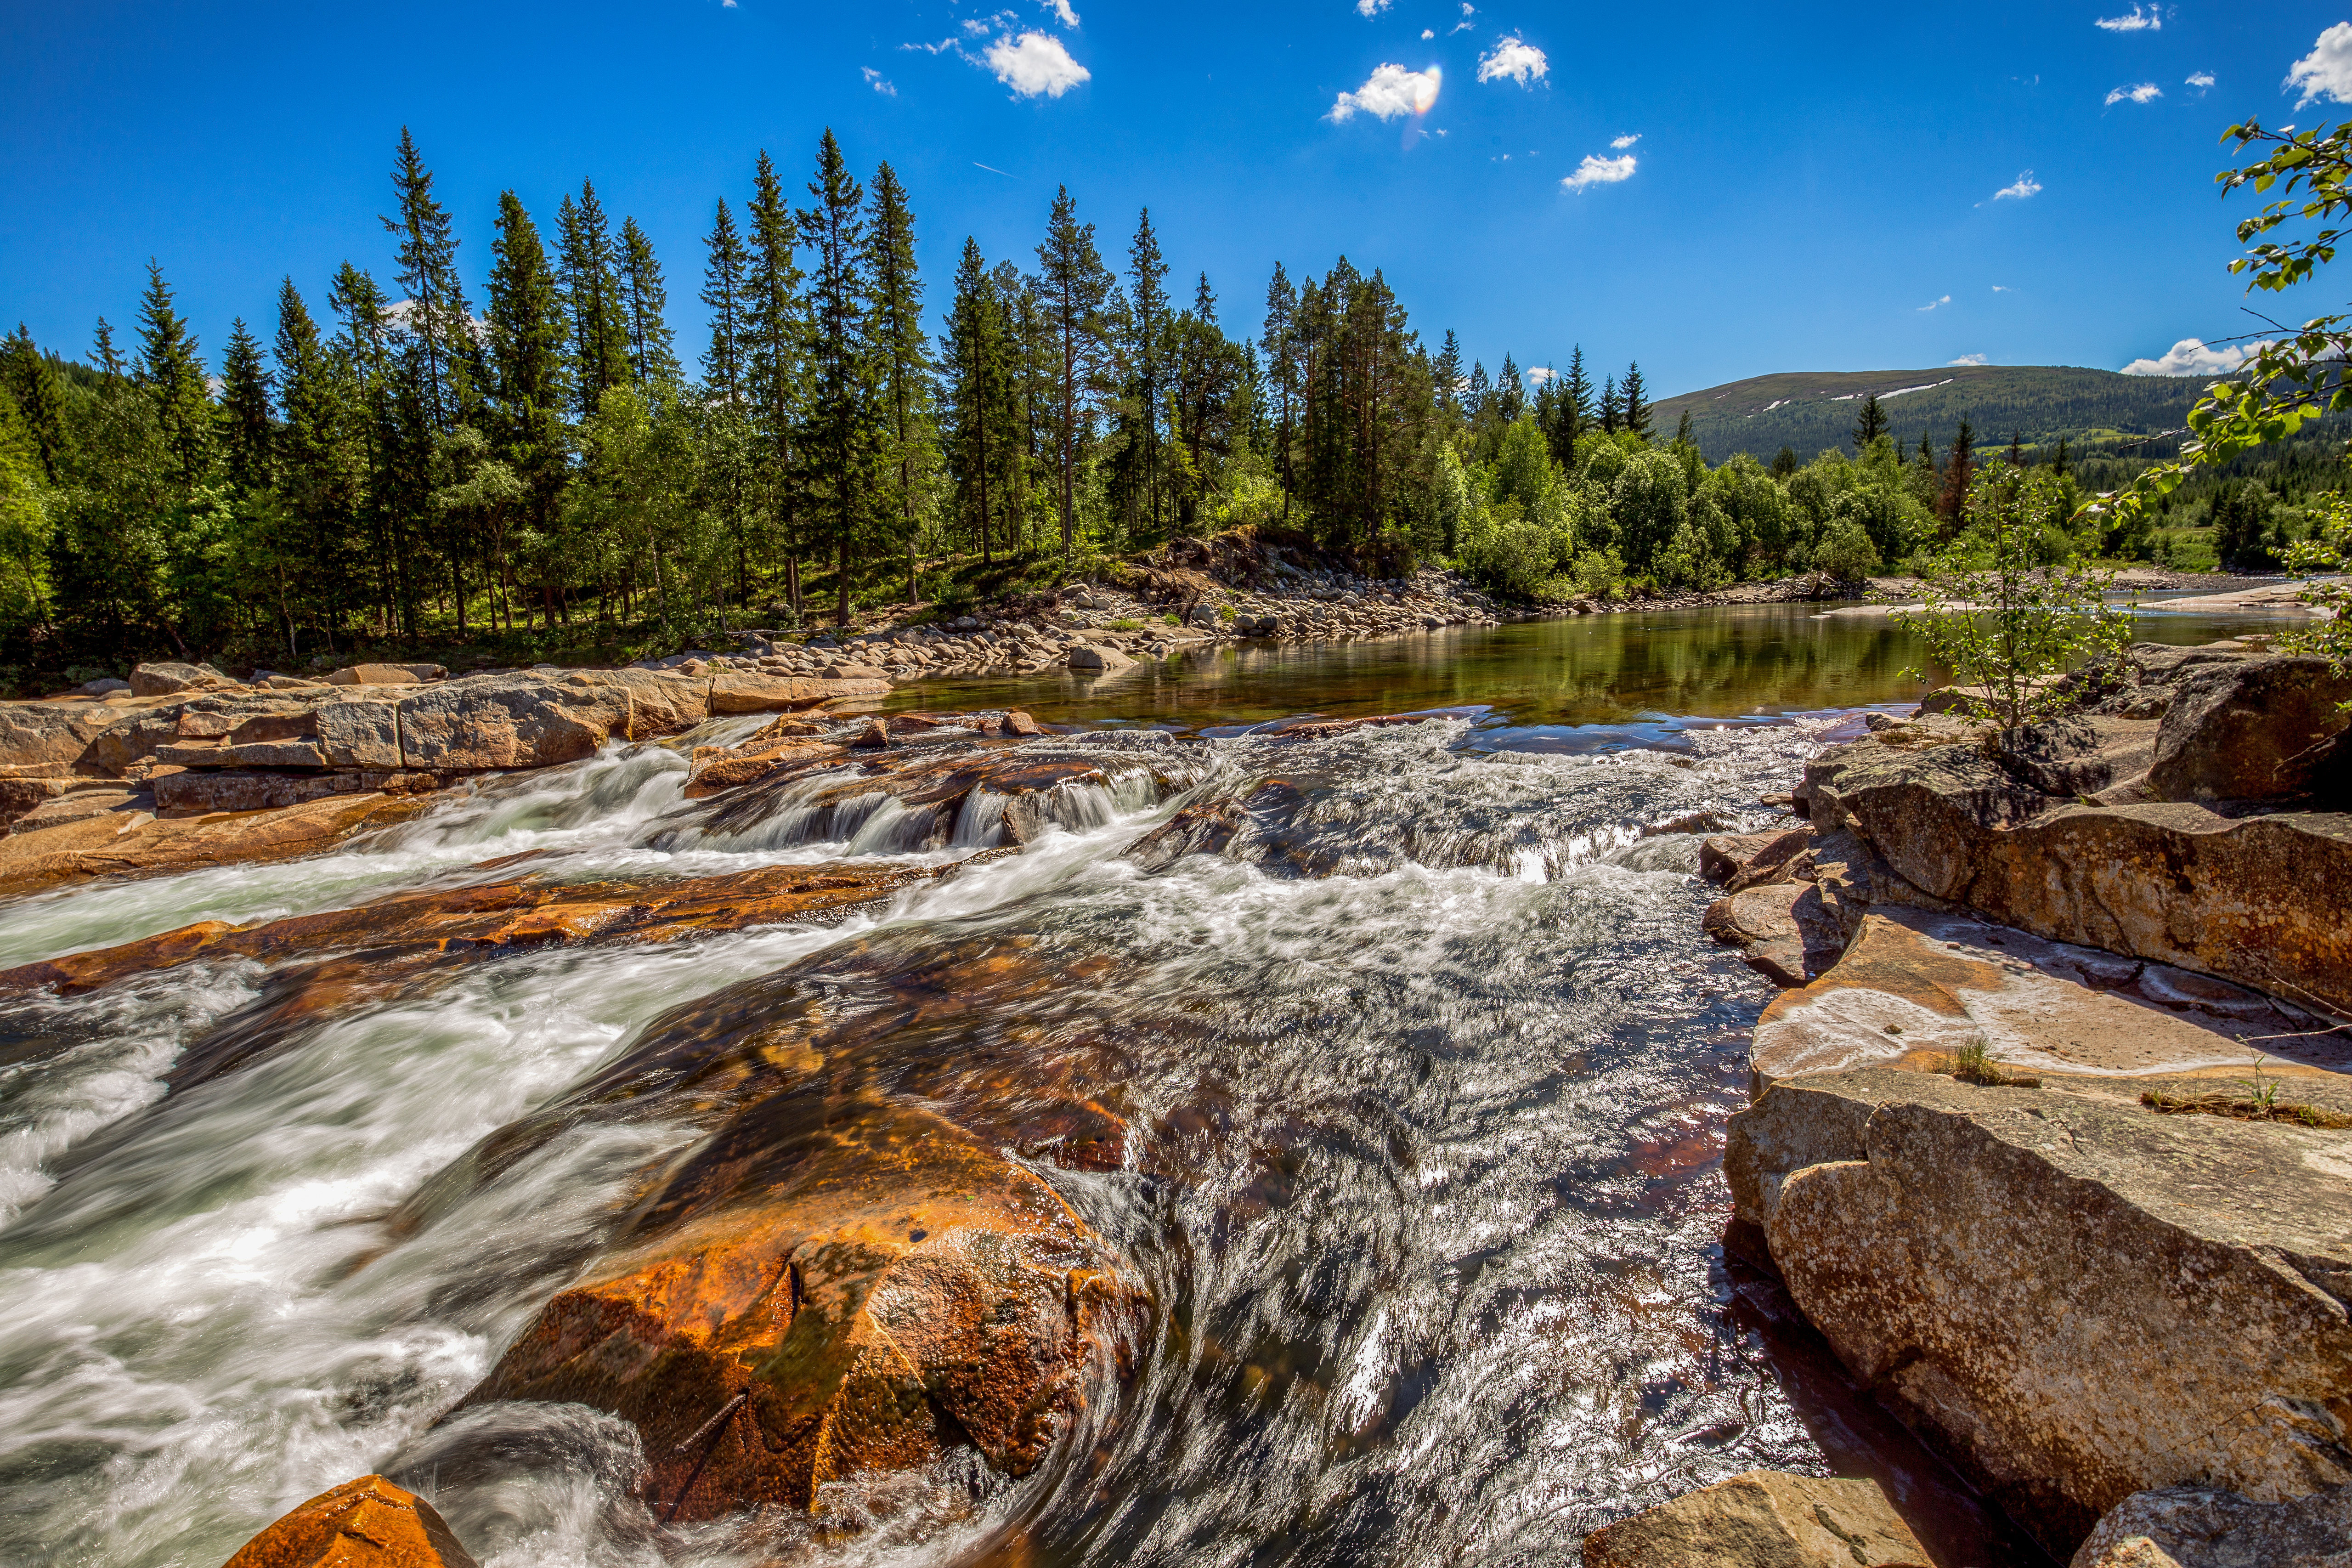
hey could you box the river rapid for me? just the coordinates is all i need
[0,605,2284,1568]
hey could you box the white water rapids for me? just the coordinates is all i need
[0,702,2033,1568]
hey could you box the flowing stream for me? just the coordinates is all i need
[0,604,2292,1568]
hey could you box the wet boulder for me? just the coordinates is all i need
[1702,881,1842,989]
[1580,1470,1929,1567]
[0,789,434,897]
[1068,645,1135,674]
[220,1474,477,1568]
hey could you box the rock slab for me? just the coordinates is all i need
[1580,1469,1931,1567]
[220,1474,476,1568]
[2073,1483,2352,1567]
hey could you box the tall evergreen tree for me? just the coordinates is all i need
[618,216,679,385]
[1263,264,1301,521]
[1599,374,1621,436]
[1621,361,1651,441]
[217,318,273,493]
[941,238,1012,565]
[1940,417,1976,525]
[274,277,365,645]
[135,261,212,486]
[1553,345,1593,462]
[1495,353,1525,423]
[380,128,475,431]
[2,325,65,483]
[1672,407,1695,449]
[744,150,807,608]
[1034,185,1115,557]
[486,190,572,616]
[1432,328,1463,424]
[797,129,871,624]
[699,198,750,401]
[1852,390,1888,451]
[863,160,933,602]
[1126,208,1171,530]
[557,181,630,418]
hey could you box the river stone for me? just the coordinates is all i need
[1703,882,1841,989]
[0,700,129,773]
[2143,655,2352,804]
[0,790,430,896]
[221,1473,478,1568]
[315,691,404,770]
[1746,908,2350,1091]
[2072,1483,2352,1567]
[1069,645,1136,674]
[325,662,446,686]
[396,673,631,771]
[707,670,890,713]
[578,666,709,735]
[153,769,359,815]
[1580,1469,1930,1567]
[1727,1066,2352,1555]
[129,660,233,696]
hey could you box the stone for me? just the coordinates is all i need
[79,677,130,696]
[0,790,433,897]
[325,662,446,686]
[396,673,632,771]
[315,691,404,770]
[1704,881,1843,988]
[821,661,889,680]
[1068,645,1136,674]
[1725,1066,2352,1556]
[1580,1469,1930,1567]
[708,671,891,714]
[583,667,710,736]
[1003,709,1044,737]
[8,783,149,836]
[2143,655,2352,804]
[2072,1483,2352,1567]
[1724,826,1819,893]
[1745,907,2350,1092]
[1702,831,1792,884]
[0,773,71,827]
[0,699,132,773]
[153,769,357,815]
[848,718,893,750]
[130,660,234,696]
[220,1473,477,1568]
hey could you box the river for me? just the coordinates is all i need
[0,603,2292,1568]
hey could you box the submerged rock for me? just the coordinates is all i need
[1580,1469,1930,1567]
[0,789,434,897]
[220,1474,477,1568]
[2073,1483,2352,1567]
[1725,1065,2352,1556]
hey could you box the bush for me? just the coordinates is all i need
[1814,518,1881,582]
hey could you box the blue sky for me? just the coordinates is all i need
[5,1,2351,396]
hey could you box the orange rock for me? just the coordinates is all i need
[220,1475,476,1568]
[0,791,435,898]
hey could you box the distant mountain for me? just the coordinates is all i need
[1649,365,2206,465]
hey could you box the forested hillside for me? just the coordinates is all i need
[1650,365,2207,465]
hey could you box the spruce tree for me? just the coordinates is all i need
[136,260,212,484]
[863,160,933,602]
[1034,186,1115,557]
[1772,445,1798,478]
[1672,407,1695,449]
[1852,391,1888,451]
[1263,264,1301,521]
[1433,328,1463,423]
[1555,345,1593,462]
[941,238,1010,564]
[1496,353,1525,423]
[796,129,872,624]
[745,150,808,609]
[1621,361,1651,441]
[1940,418,1976,525]
[217,317,273,493]
[274,277,365,644]
[1466,360,1490,420]
[2,326,65,484]
[91,317,127,379]
[1599,374,1620,435]
[699,198,749,401]
[618,216,679,385]
[486,190,572,613]
[380,128,476,430]
[557,181,630,419]
[1127,208,1171,530]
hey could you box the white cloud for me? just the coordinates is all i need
[1329,62,1442,122]
[2104,82,2161,105]
[2094,5,2160,30]
[1355,0,1389,13]
[1949,353,1990,366]
[2289,23,2352,108]
[986,31,1089,96]
[1992,284,2011,291]
[2120,337,2267,376]
[1918,295,1951,311]
[1526,366,1555,385]
[1476,34,1546,85]
[2186,70,2214,90]
[1421,26,1433,37]
[1561,153,1636,192]
[1610,132,1640,150]
[1991,170,2042,200]
[1450,3,1476,33]
[1043,0,1080,24]
[862,66,897,95]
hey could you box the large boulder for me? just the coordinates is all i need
[1581,1469,1930,1567]
[707,671,889,714]
[325,662,446,685]
[2072,1483,2352,1567]
[1702,881,1842,988]
[396,673,633,771]
[0,790,434,896]
[220,1474,476,1568]
[129,660,234,696]
[0,699,132,773]
[1725,1066,2352,1556]
[2142,654,2352,804]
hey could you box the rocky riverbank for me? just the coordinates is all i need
[1635,638,2352,1566]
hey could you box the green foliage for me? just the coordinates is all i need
[2281,495,2352,682]
[1890,467,2135,729]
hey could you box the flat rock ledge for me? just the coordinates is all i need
[1581,1469,1931,1566]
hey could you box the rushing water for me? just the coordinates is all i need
[0,605,2298,1568]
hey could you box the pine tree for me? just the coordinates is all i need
[745,149,808,609]
[1554,345,1593,462]
[91,317,127,379]
[380,128,476,431]
[1466,360,1490,419]
[797,129,872,624]
[941,238,1011,565]
[1672,407,1695,449]
[217,318,273,493]
[1496,353,1525,423]
[557,181,630,419]
[136,260,212,484]
[1940,418,1976,525]
[274,277,366,645]
[863,160,933,603]
[1621,361,1651,441]
[1852,391,1888,451]
[1772,445,1798,478]
[1433,329,1463,424]
[2051,436,2071,477]
[618,216,679,385]
[699,198,749,402]
[2007,429,2024,467]
[1035,185,1115,557]
[3,325,66,483]
[1126,209,1172,532]
[486,190,572,619]
[1263,264,1300,521]
[1599,374,1621,435]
